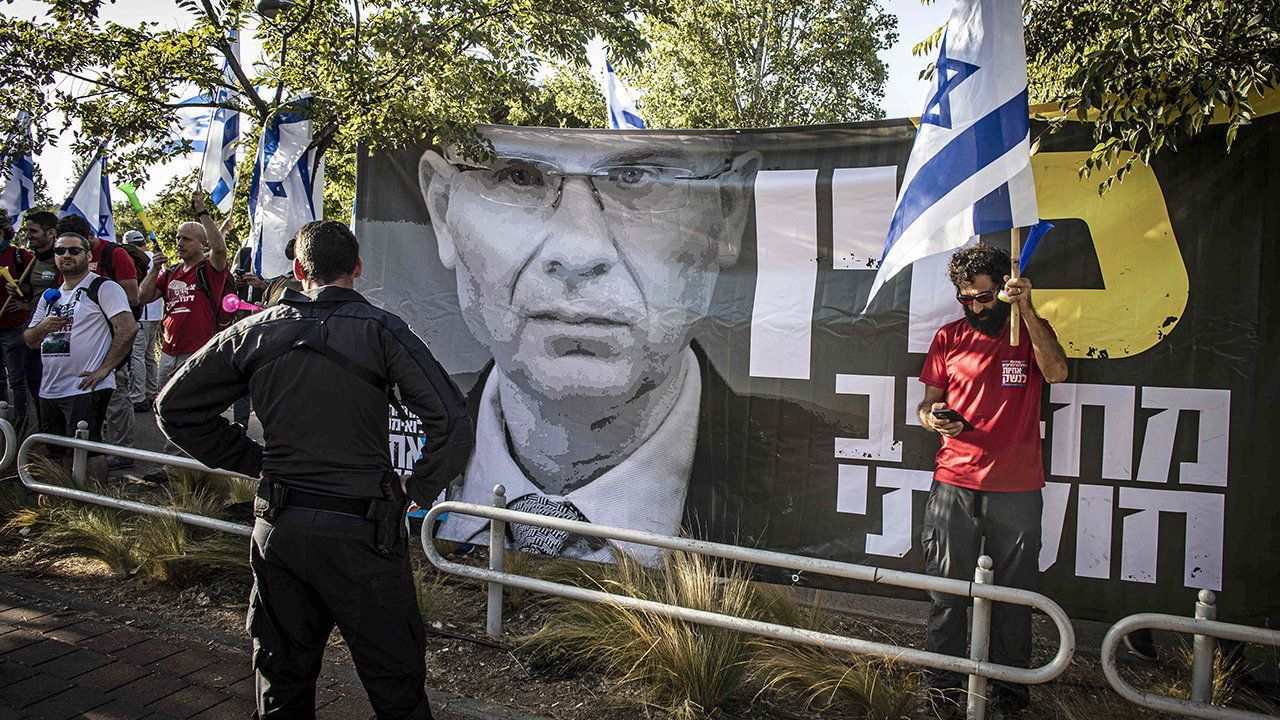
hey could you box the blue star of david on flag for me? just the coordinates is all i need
[921,36,979,129]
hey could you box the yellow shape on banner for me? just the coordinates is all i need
[1031,151,1188,359]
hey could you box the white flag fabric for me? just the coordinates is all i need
[0,113,34,231]
[59,154,115,242]
[172,94,214,154]
[249,96,324,279]
[604,59,646,130]
[200,30,240,213]
[865,0,1037,309]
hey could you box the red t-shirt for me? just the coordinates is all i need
[89,242,138,283]
[156,261,228,355]
[918,318,1055,492]
[0,246,32,330]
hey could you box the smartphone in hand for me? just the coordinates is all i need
[931,407,975,431]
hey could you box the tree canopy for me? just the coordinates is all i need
[629,0,896,128]
[1025,0,1279,192]
[0,0,664,182]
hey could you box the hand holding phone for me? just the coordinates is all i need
[930,404,974,435]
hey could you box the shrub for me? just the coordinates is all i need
[753,642,923,720]
[6,503,137,576]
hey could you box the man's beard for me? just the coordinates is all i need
[964,301,1011,336]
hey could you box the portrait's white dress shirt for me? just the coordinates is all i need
[437,347,701,565]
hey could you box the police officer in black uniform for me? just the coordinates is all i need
[157,220,473,719]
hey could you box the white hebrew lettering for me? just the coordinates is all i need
[834,374,901,462]
[831,166,897,270]
[1039,482,1072,572]
[1136,387,1230,487]
[905,376,925,427]
[749,169,818,380]
[835,465,869,515]
[864,468,934,558]
[1075,484,1114,579]
[1118,487,1225,590]
[1049,383,1135,479]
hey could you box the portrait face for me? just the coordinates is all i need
[420,128,759,406]
[22,222,53,251]
[957,274,1009,336]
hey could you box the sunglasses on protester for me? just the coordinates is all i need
[53,247,87,256]
[955,290,996,305]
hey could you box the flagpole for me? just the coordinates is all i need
[1010,226,1022,346]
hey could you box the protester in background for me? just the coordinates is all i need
[157,220,473,719]
[24,231,136,484]
[0,212,33,427]
[916,243,1067,718]
[19,211,58,415]
[243,237,302,308]
[56,214,143,469]
[124,230,162,413]
[138,191,229,390]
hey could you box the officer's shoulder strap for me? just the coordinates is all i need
[248,301,404,413]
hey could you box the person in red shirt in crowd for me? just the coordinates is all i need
[916,243,1067,719]
[0,211,34,427]
[139,191,229,390]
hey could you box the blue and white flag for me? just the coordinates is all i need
[604,59,646,130]
[171,94,214,154]
[865,0,1038,308]
[0,113,34,232]
[249,95,324,279]
[59,154,116,242]
[199,30,240,213]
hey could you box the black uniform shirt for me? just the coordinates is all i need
[156,286,474,503]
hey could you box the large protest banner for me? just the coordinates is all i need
[356,107,1280,623]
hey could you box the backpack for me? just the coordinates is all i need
[96,240,151,319]
[163,259,233,331]
[82,276,133,371]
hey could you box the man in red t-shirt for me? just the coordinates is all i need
[139,191,229,392]
[0,213,34,426]
[916,243,1067,718]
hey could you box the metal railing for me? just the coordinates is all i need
[422,484,1078,720]
[1102,590,1280,720]
[2,409,251,537]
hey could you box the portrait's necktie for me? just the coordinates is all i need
[506,493,591,556]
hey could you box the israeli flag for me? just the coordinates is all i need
[59,154,115,242]
[865,0,1037,309]
[604,59,646,130]
[249,95,324,279]
[0,113,34,231]
[200,31,240,213]
[171,94,214,154]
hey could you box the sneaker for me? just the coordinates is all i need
[133,401,151,413]
[141,468,170,484]
[107,456,135,470]
[1123,629,1159,662]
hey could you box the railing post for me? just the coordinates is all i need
[487,483,507,639]
[1190,589,1218,704]
[70,421,90,489]
[967,555,994,720]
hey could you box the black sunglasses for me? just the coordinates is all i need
[53,247,87,256]
[956,290,996,305]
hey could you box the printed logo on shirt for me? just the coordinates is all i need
[41,292,83,357]
[1001,359,1029,387]
[167,279,195,314]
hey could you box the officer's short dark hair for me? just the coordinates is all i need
[947,243,1010,287]
[56,214,94,242]
[296,221,359,284]
[25,211,58,232]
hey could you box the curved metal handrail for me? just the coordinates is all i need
[422,500,1076,687]
[14,432,252,537]
[1102,612,1280,720]
[0,413,16,475]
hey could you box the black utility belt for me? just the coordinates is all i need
[258,481,374,518]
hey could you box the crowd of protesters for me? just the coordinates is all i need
[0,191,295,476]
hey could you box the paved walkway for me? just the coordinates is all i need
[0,575,525,720]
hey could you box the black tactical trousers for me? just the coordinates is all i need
[248,507,430,720]
[920,480,1043,709]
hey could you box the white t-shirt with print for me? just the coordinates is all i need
[28,272,131,399]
